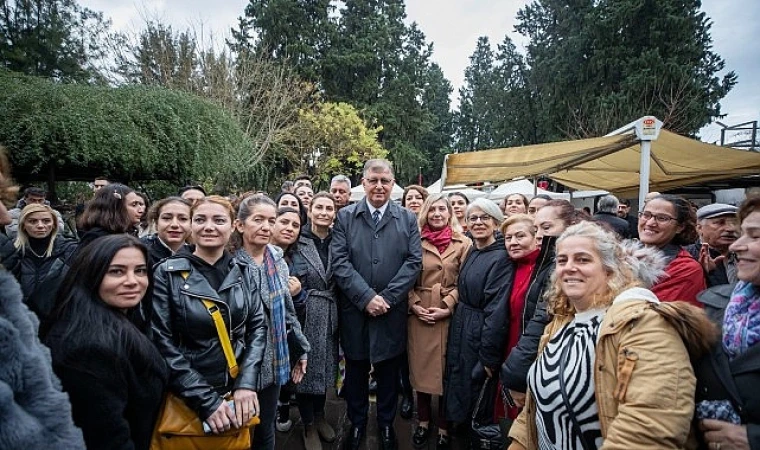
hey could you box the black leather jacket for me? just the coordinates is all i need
[500,235,557,393]
[151,254,267,421]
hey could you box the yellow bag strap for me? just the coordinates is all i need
[181,271,239,379]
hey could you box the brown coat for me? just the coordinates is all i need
[509,288,699,449]
[407,232,472,395]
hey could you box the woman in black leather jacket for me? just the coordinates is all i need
[500,200,589,410]
[151,195,268,435]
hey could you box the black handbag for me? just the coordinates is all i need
[471,377,507,450]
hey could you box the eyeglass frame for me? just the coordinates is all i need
[467,214,493,224]
[638,211,678,224]
[363,177,394,186]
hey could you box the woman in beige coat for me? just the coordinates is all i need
[408,194,472,449]
[508,221,716,450]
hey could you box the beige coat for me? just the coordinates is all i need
[509,288,698,449]
[407,232,472,395]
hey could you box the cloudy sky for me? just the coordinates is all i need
[81,0,759,143]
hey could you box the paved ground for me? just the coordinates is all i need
[274,391,471,450]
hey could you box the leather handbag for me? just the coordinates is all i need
[471,377,507,450]
[150,272,260,450]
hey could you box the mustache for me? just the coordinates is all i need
[720,233,739,239]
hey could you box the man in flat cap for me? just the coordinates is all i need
[686,203,740,287]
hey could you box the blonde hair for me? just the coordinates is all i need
[499,213,535,235]
[418,193,463,232]
[14,204,58,257]
[546,221,636,317]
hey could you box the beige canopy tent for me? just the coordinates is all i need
[442,116,760,205]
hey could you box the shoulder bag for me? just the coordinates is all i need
[471,376,507,450]
[150,271,260,450]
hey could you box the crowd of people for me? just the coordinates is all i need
[0,156,758,450]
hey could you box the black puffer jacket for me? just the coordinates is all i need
[151,254,268,421]
[443,236,513,423]
[2,236,77,322]
[500,235,557,393]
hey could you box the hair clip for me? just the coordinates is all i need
[113,192,122,200]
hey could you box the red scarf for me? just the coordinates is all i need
[421,224,453,254]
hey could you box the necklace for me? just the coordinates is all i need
[26,245,47,258]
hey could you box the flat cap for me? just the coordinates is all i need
[697,203,737,221]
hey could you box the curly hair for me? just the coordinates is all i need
[547,222,637,318]
[647,194,698,245]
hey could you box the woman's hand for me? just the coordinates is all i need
[509,389,526,408]
[411,304,430,321]
[206,400,238,434]
[424,307,451,322]
[700,419,750,450]
[291,359,307,384]
[287,276,302,297]
[232,389,259,426]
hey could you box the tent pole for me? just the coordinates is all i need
[441,154,449,189]
[632,116,661,207]
[638,140,651,207]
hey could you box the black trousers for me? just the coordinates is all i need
[344,355,402,429]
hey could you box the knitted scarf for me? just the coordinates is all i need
[421,224,453,254]
[723,281,760,360]
[264,246,291,385]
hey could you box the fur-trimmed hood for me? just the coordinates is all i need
[0,269,85,450]
[620,239,667,289]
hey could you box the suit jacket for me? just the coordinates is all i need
[331,199,422,363]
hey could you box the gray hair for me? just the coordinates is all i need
[466,198,504,223]
[363,159,394,178]
[237,194,276,223]
[596,195,619,214]
[330,174,352,190]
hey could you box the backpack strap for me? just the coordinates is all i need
[181,271,239,379]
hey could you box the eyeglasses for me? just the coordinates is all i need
[638,211,678,224]
[365,177,393,186]
[467,215,492,224]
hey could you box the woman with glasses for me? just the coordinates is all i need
[638,194,705,306]
[443,198,513,430]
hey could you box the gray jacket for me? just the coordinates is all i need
[331,200,422,363]
[236,245,310,389]
[0,269,86,449]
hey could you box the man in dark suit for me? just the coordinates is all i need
[331,159,422,450]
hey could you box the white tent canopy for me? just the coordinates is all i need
[350,183,404,202]
[426,179,488,200]
[487,179,570,201]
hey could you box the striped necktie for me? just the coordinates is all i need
[372,209,381,226]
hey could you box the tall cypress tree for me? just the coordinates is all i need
[230,0,333,82]
[456,37,497,151]
[0,0,111,82]
[516,0,736,137]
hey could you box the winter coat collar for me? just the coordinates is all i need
[162,254,246,300]
[352,198,402,230]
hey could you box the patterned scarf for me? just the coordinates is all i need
[723,281,760,360]
[421,224,453,254]
[264,246,291,385]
